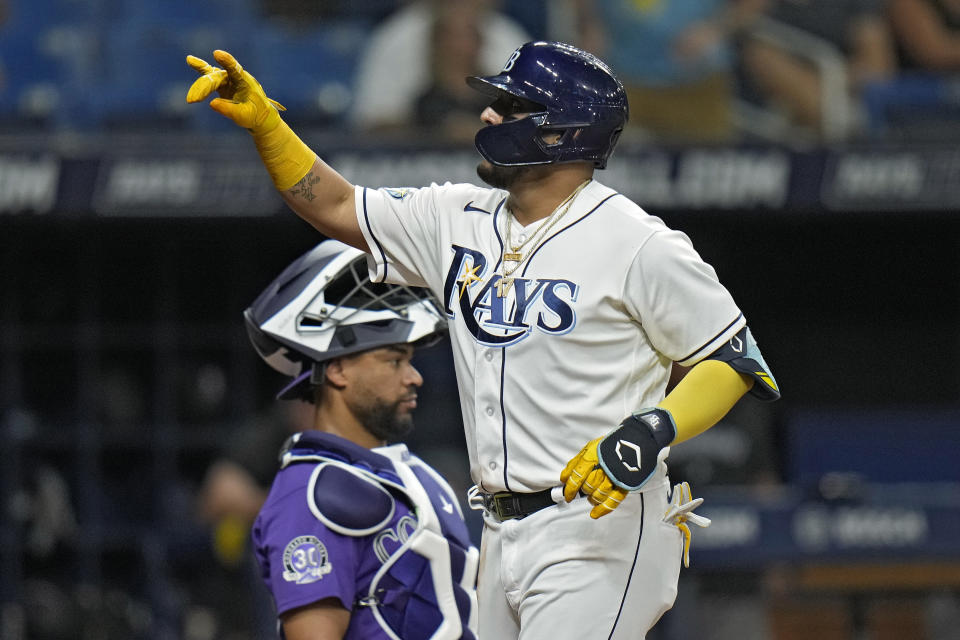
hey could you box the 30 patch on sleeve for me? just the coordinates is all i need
[282,535,333,584]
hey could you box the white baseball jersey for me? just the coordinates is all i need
[356,179,745,494]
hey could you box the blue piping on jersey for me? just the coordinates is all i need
[491,197,508,271]
[607,493,644,639]
[362,187,390,283]
[482,196,509,492]
[678,312,744,363]
[496,193,616,492]
[499,347,511,492]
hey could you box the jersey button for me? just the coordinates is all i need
[484,351,494,362]
[485,406,494,416]
[488,461,498,470]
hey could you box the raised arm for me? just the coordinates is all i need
[186,50,367,250]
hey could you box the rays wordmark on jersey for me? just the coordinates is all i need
[443,245,579,347]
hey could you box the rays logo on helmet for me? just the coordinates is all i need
[282,535,333,584]
[501,48,521,72]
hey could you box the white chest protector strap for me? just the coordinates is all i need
[284,449,476,640]
[367,460,461,640]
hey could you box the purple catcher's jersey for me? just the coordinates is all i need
[252,431,478,640]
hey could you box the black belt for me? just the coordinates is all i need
[482,489,557,522]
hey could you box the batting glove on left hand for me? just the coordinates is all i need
[560,437,628,519]
[561,408,676,519]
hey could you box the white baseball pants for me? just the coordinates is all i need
[476,478,683,640]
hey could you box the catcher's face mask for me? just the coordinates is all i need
[243,240,446,400]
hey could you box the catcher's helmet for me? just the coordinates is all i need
[244,240,446,401]
[467,41,628,169]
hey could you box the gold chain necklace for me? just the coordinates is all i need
[497,179,591,297]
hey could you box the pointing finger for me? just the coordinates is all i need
[186,55,214,74]
[186,68,227,103]
[213,49,244,80]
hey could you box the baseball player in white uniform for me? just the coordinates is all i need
[186,40,779,639]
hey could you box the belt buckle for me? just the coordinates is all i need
[487,492,522,521]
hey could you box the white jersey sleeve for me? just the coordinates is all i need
[355,182,503,292]
[354,184,445,289]
[625,228,745,367]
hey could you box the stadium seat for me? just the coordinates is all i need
[247,20,367,128]
[92,0,257,131]
[0,0,104,129]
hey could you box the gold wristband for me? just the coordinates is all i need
[250,115,317,191]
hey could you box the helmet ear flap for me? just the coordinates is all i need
[475,116,554,166]
[602,127,624,168]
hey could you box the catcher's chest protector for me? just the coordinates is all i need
[280,432,479,640]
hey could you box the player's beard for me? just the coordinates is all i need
[476,160,530,190]
[355,397,415,443]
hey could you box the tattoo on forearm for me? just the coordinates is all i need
[291,173,322,202]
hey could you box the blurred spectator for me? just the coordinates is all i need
[351,0,529,135]
[197,400,312,561]
[412,2,492,143]
[195,399,312,637]
[889,0,960,70]
[860,0,960,136]
[574,0,767,143]
[740,0,897,140]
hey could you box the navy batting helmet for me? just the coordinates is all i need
[467,41,628,169]
[244,240,446,401]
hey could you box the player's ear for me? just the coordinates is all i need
[323,358,349,389]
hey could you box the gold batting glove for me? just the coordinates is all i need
[184,50,316,191]
[560,437,629,519]
[663,481,711,568]
[185,50,284,132]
